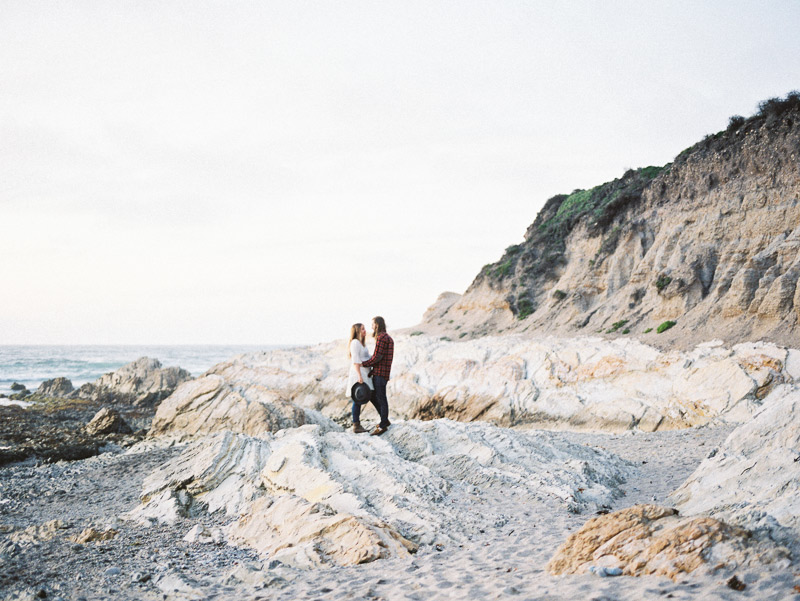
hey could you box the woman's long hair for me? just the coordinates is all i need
[348,323,365,357]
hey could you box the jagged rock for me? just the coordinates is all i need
[228,495,417,567]
[149,375,306,438]
[10,383,26,392]
[547,504,790,580]
[69,527,118,544]
[84,407,133,436]
[35,377,74,398]
[670,384,800,539]
[131,420,630,567]
[159,336,793,435]
[75,357,192,406]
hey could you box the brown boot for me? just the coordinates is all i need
[353,423,367,434]
[370,425,388,436]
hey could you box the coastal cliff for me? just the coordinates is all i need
[416,94,800,348]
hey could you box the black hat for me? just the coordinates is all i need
[351,382,372,404]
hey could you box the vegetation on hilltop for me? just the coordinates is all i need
[474,91,800,320]
[675,90,800,163]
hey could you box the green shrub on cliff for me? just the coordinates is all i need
[655,275,672,291]
[606,319,628,333]
[495,260,512,277]
[657,320,676,333]
[517,298,534,320]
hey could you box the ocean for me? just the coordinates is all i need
[0,345,288,396]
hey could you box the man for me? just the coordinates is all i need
[361,315,394,436]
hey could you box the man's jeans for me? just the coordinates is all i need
[370,375,390,428]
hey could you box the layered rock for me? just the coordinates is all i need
[150,335,796,437]
[149,375,305,438]
[131,420,630,567]
[547,504,790,580]
[74,357,192,406]
[84,407,133,436]
[35,377,74,398]
[415,100,800,349]
[670,383,800,541]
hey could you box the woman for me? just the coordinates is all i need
[346,322,373,433]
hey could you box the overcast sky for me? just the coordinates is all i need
[2,1,799,345]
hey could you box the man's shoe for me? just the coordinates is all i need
[353,423,367,434]
[370,426,387,436]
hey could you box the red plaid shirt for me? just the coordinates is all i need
[362,332,394,379]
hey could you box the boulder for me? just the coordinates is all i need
[36,377,74,398]
[547,504,790,581]
[84,407,133,436]
[75,357,192,406]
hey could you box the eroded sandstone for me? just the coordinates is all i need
[547,504,790,580]
[131,420,630,567]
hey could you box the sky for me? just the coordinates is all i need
[2,1,799,345]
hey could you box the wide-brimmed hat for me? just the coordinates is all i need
[351,382,371,404]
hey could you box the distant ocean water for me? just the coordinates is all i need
[0,345,289,396]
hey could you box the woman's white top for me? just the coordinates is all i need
[346,338,374,398]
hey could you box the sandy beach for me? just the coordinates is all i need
[3,420,797,601]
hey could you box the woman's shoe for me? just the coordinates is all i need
[353,423,367,434]
[370,426,387,436]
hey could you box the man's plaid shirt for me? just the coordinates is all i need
[362,332,394,379]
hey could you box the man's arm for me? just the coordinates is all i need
[362,336,385,368]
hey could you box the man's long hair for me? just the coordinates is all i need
[348,323,365,357]
[372,316,387,336]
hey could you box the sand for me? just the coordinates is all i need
[2,423,798,601]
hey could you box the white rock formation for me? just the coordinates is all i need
[131,420,630,567]
[670,383,800,541]
[150,335,795,438]
[149,375,306,438]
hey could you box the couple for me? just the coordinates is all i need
[347,316,394,436]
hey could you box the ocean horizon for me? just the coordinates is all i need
[0,344,292,396]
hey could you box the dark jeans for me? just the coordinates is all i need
[370,375,390,428]
[352,392,367,423]
[351,385,376,423]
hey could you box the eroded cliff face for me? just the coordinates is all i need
[417,103,800,348]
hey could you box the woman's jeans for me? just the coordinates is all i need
[351,376,390,428]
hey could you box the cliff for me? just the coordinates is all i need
[416,93,800,348]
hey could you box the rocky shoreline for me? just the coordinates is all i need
[2,339,800,600]
[0,358,191,467]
